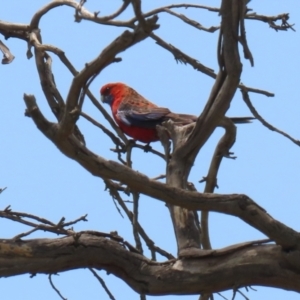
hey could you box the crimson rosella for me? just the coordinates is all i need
[100,82,253,143]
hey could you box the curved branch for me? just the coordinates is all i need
[0,21,29,41]
[176,0,243,168]
[30,0,83,29]
[0,40,14,64]
[130,0,146,27]
[29,0,130,29]
[97,0,131,21]
[164,8,219,32]
[201,117,237,249]
[134,3,220,22]
[1,234,300,295]
[246,12,295,31]
[240,87,300,147]
[48,274,67,300]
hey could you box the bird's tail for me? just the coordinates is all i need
[170,114,255,125]
[229,117,255,124]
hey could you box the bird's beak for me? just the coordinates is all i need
[101,94,113,105]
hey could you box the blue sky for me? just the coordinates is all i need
[1,1,300,299]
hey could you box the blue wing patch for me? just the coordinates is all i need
[117,108,171,128]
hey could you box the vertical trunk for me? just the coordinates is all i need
[166,157,200,254]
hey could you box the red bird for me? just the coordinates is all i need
[100,82,253,143]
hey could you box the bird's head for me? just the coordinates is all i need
[100,82,126,106]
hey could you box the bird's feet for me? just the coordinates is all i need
[143,143,152,153]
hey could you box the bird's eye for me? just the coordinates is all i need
[103,87,110,95]
[101,86,111,95]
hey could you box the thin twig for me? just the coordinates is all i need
[0,209,88,237]
[1,210,55,226]
[105,179,174,260]
[80,112,125,148]
[246,12,295,31]
[110,146,127,165]
[0,187,7,194]
[241,85,274,97]
[87,92,128,143]
[104,180,125,218]
[115,138,143,254]
[48,274,67,300]
[96,0,131,21]
[240,87,300,147]
[151,174,166,181]
[89,268,116,300]
[151,33,274,97]
[133,192,143,254]
[132,142,166,160]
[151,33,216,77]
[238,3,254,66]
[164,8,219,32]
[236,289,250,300]
[12,227,40,241]
[78,72,99,110]
[111,142,165,161]
[0,40,14,64]
[62,214,88,227]
[29,0,131,29]
[217,292,228,300]
[135,3,220,23]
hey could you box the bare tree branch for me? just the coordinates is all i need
[0,40,14,64]
[246,12,295,31]
[0,187,7,194]
[150,33,273,97]
[0,234,299,295]
[240,87,300,147]
[0,207,87,238]
[48,274,67,300]
[29,0,132,29]
[89,268,116,300]
[95,0,131,21]
[164,8,219,32]
[105,179,175,260]
[80,111,125,148]
[0,21,29,40]
[201,117,238,250]
[238,2,254,67]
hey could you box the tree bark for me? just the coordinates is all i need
[1,234,300,295]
